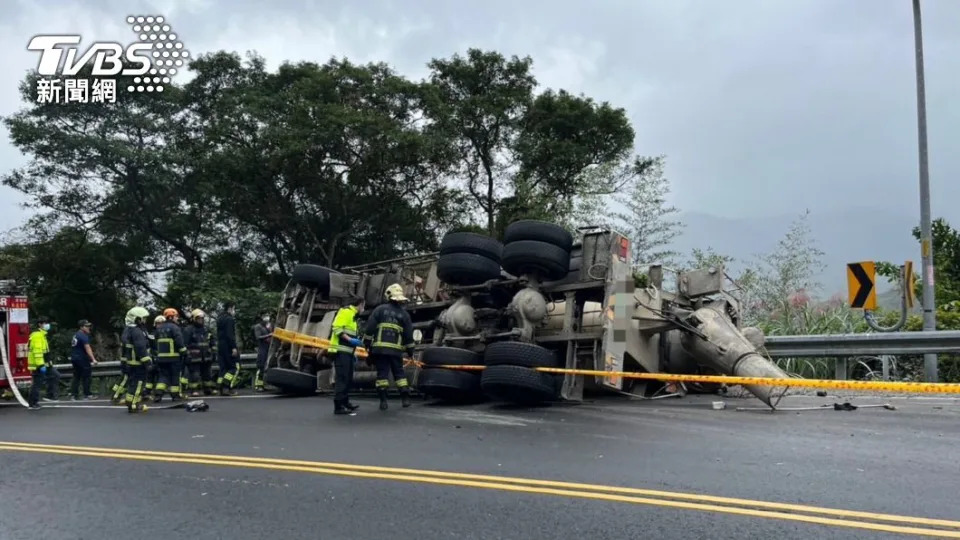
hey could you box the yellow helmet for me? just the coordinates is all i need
[385,283,408,302]
[154,315,166,326]
[190,308,205,320]
[124,306,150,326]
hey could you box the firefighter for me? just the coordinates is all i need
[143,315,164,400]
[363,284,414,411]
[183,309,216,396]
[26,318,55,409]
[153,308,187,402]
[329,296,365,415]
[252,310,273,392]
[216,302,240,396]
[120,306,152,413]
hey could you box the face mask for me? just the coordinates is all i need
[41,324,51,331]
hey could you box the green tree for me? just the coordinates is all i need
[914,218,960,305]
[0,228,135,344]
[185,52,464,268]
[2,68,214,298]
[610,156,684,266]
[424,49,644,237]
[748,210,824,323]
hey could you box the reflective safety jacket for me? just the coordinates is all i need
[121,325,153,366]
[27,329,49,372]
[155,320,187,363]
[328,306,359,354]
[363,301,414,358]
[183,322,213,363]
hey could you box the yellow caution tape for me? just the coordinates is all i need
[418,362,960,394]
[272,328,369,359]
[277,327,960,394]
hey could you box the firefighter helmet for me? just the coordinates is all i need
[162,308,179,319]
[124,306,150,326]
[385,283,408,302]
[191,308,205,320]
[154,315,166,326]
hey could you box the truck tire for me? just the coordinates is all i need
[417,368,482,402]
[504,220,573,251]
[480,365,559,403]
[263,368,317,396]
[484,341,560,369]
[421,346,483,367]
[437,253,502,286]
[291,264,339,295]
[501,240,569,281]
[440,232,503,262]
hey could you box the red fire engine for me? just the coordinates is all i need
[0,281,32,392]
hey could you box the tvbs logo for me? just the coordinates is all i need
[27,15,189,99]
[28,35,152,76]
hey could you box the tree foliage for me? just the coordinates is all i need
[1,47,654,349]
[609,156,683,266]
[424,49,648,238]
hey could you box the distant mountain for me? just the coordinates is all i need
[669,208,921,298]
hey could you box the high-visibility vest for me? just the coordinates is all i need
[328,306,359,354]
[27,329,49,371]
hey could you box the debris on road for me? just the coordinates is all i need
[735,402,897,412]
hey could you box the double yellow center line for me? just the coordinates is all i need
[2,441,957,537]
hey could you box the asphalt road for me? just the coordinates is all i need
[1,390,959,540]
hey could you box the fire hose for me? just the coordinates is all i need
[0,324,29,407]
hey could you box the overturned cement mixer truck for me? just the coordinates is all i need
[261,219,791,408]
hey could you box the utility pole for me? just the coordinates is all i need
[912,0,937,382]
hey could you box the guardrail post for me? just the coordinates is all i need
[835,358,848,381]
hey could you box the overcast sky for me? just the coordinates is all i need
[2,0,958,234]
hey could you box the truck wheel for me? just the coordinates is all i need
[501,240,569,281]
[504,220,574,251]
[291,264,339,295]
[484,341,560,369]
[437,253,502,286]
[263,368,317,396]
[480,365,559,403]
[421,346,483,367]
[440,232,503,262]
[417,368,483,402]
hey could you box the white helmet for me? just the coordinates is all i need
[385,283,408,302]
[124,306,150,326]
[190,308,206,320]
[153,315,166,326]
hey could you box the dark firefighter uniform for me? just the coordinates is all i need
[183,310,217,396]
[143,315,164,399]
[120,307,152,413]
[154,313,187,402]
[217,304,240,395]
[329,299,364,415]
[111,343,130,405]
[252,314,273,392]
[363,284,414,410]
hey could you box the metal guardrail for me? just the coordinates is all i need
[46,331,960,380]
[51,353,259,380]
[762,331,960,358]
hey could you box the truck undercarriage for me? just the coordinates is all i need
[263,220,791,407]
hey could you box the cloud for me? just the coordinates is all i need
[2,0,959,238]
